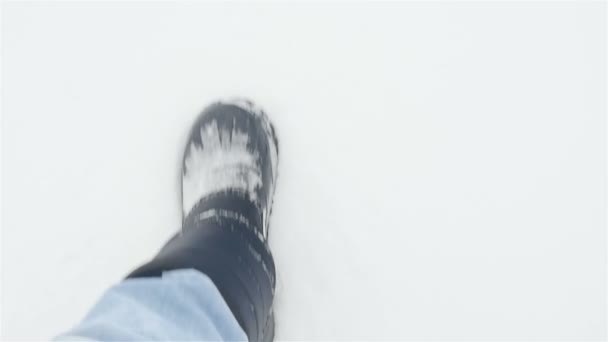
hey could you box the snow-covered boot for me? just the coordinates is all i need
[128,99,279,342]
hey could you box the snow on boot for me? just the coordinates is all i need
[128,99,279,342]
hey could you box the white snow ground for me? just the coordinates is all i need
[2,2,606,340]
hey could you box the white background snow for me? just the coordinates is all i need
[2,2,606,340]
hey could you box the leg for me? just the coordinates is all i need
[57,99,279,341]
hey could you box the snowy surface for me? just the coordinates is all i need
[2,2,606,340]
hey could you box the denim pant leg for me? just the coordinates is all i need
[56,269,247,341]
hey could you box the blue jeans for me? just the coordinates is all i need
[56,269,247,341]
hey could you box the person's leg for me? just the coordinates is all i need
[57,99,279,341]
[57,269,247,341]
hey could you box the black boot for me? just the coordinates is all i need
[128,99,279,342]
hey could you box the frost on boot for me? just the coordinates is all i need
[128,99,279,342]
[181,98,279,241]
